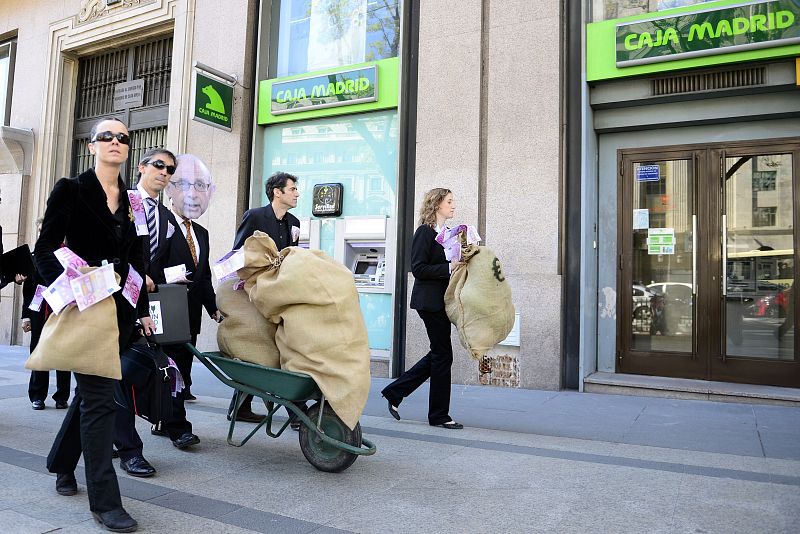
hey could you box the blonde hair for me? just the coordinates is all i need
[418,188,452,227]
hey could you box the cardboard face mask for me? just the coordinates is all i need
[166,154,215,220]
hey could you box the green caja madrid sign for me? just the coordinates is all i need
[616,0,800,67]
[193,72,233,131]
[270,65,377,115]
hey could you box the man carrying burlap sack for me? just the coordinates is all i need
[237,231,371,431]
[224,171,301,423]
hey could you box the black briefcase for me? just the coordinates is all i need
[147,283,191,345]
[115,339,175,429]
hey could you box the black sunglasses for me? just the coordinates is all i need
[146,159,176,175]
[92,131,130,145]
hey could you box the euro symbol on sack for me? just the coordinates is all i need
[492,257,505,282]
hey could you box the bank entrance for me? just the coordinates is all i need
[617,138,799,387]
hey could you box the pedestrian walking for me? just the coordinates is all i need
[151,153,221,449]
[35,117,153,533]
[229,171,301,424]
[381,188,464,429]
[22,219,71,410]
[112,148,178,479]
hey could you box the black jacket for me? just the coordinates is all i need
[233,204,300,250]
[409,224,450,312]
[34,169,149,350]
[162,217,217,336]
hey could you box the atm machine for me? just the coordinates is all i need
[334,216,396,363]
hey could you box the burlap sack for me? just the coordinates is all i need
[238,231,371,430]
[25,268,122,379]
[445,243,515,360]
[216,278,280,367]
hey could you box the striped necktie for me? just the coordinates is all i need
[145,197,158,260]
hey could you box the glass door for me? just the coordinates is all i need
[711,144,800,387]
[618,150,705,379]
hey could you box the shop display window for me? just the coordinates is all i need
[274,0,401,78]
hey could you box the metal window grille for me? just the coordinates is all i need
[71,36,172,184]
[133,37,173,107]
[127,126,168,184]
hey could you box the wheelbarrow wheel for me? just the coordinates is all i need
[298,402,361,473]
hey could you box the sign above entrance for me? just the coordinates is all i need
[193,71,234,131]
[616,0,800,67]
[587,0,800,81]
[258,57,399,125]
[271,66,377,116]
[113,79,144,111]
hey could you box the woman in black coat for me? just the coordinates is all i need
[381,188,464,429]
[34,118,153,533]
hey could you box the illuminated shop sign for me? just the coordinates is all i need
[270,66,377,115]
[616,0,800,67]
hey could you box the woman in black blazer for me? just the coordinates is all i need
[34,118,153,532]
[381,188,464,429]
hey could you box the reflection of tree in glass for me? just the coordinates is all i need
[365,0,401,61]
[308,0,400,62]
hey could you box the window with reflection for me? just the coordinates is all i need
[0,39,16,126]
[273,0,402,78]
[593,0,715,22]
[725,154,794,360]
[262,110,398,217]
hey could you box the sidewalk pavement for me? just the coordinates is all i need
[1,343,799,533]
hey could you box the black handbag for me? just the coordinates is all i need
[115,338,176,430]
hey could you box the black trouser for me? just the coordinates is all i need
[113,405,143,462]
[382,309,453,426]
[47,373,123,513]
[28,370,71,403]
[162,341,194,440]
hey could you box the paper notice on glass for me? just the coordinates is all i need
[44,266,82,314]
[127,191,149,236]
[28,285,47,312]
[633,209,649,230]
[148,301,164,335]
[70,264,120,312]
[122,265,143,308]
[54,247,88,270]
[213,249,245,282]
[647,228,676,255]
[164,264,191,284]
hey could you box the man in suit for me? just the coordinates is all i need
[114,148,179,478]
[154,154,221,449]
[230,171,301,422]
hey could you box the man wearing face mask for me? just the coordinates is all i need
[114,148,179,479]
[152,154,220,450]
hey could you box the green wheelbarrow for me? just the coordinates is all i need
[185,344,376,473]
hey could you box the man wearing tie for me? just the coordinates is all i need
[114,148,178,478]
[153,154,220,449]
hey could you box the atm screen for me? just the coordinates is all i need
[355,261,377,275]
